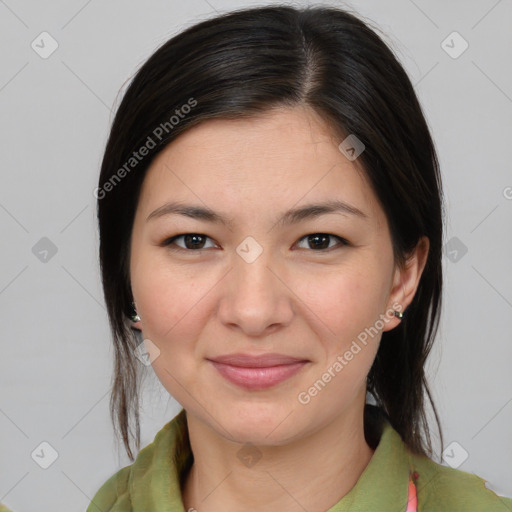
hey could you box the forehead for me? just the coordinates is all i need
[137,107,383,227]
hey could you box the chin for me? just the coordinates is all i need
[223,423,297,447]
[214,401,306,446]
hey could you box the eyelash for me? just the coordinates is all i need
[161,233,350,253]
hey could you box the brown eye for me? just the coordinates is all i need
[163,234,218,251]
[296,233,348,251]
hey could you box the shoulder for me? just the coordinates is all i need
[410,452,512,511]
[86,420,177,512]
[86,464,133,512]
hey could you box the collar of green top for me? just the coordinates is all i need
[127,404,417,512]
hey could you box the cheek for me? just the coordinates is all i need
[294,269,385,407]
[294,260,389,342]
[133,249,213,339]
[135,263,211,402]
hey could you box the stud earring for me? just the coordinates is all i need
[131,301,141,323]
[393,310,404,319]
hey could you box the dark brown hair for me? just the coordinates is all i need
[96,4,445,462]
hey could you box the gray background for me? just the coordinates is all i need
[1,0,511,510]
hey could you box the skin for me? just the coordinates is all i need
[129,105,429,512]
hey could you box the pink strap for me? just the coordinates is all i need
[406,476,418,511]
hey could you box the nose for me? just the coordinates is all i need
[217,249,294,337]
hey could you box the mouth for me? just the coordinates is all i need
[207,353,310,390]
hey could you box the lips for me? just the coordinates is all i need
[207,353,309,390]
[209,353,307,367]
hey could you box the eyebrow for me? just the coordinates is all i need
[146,199,368,228]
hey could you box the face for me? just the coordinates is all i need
[129,106,422,446]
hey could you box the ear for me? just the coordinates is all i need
[382,236,430,332]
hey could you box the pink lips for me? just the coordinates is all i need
[208,353,309,390]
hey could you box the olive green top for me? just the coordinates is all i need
[86,406,512,511]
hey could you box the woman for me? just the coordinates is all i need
[88,5,511,511]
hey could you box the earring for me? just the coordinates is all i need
[393,310,404,319]
[131,301,141,323]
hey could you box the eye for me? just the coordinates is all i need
[162,233,218,251]
[295,233,348,251]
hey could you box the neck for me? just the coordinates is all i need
[181,402,376,512]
